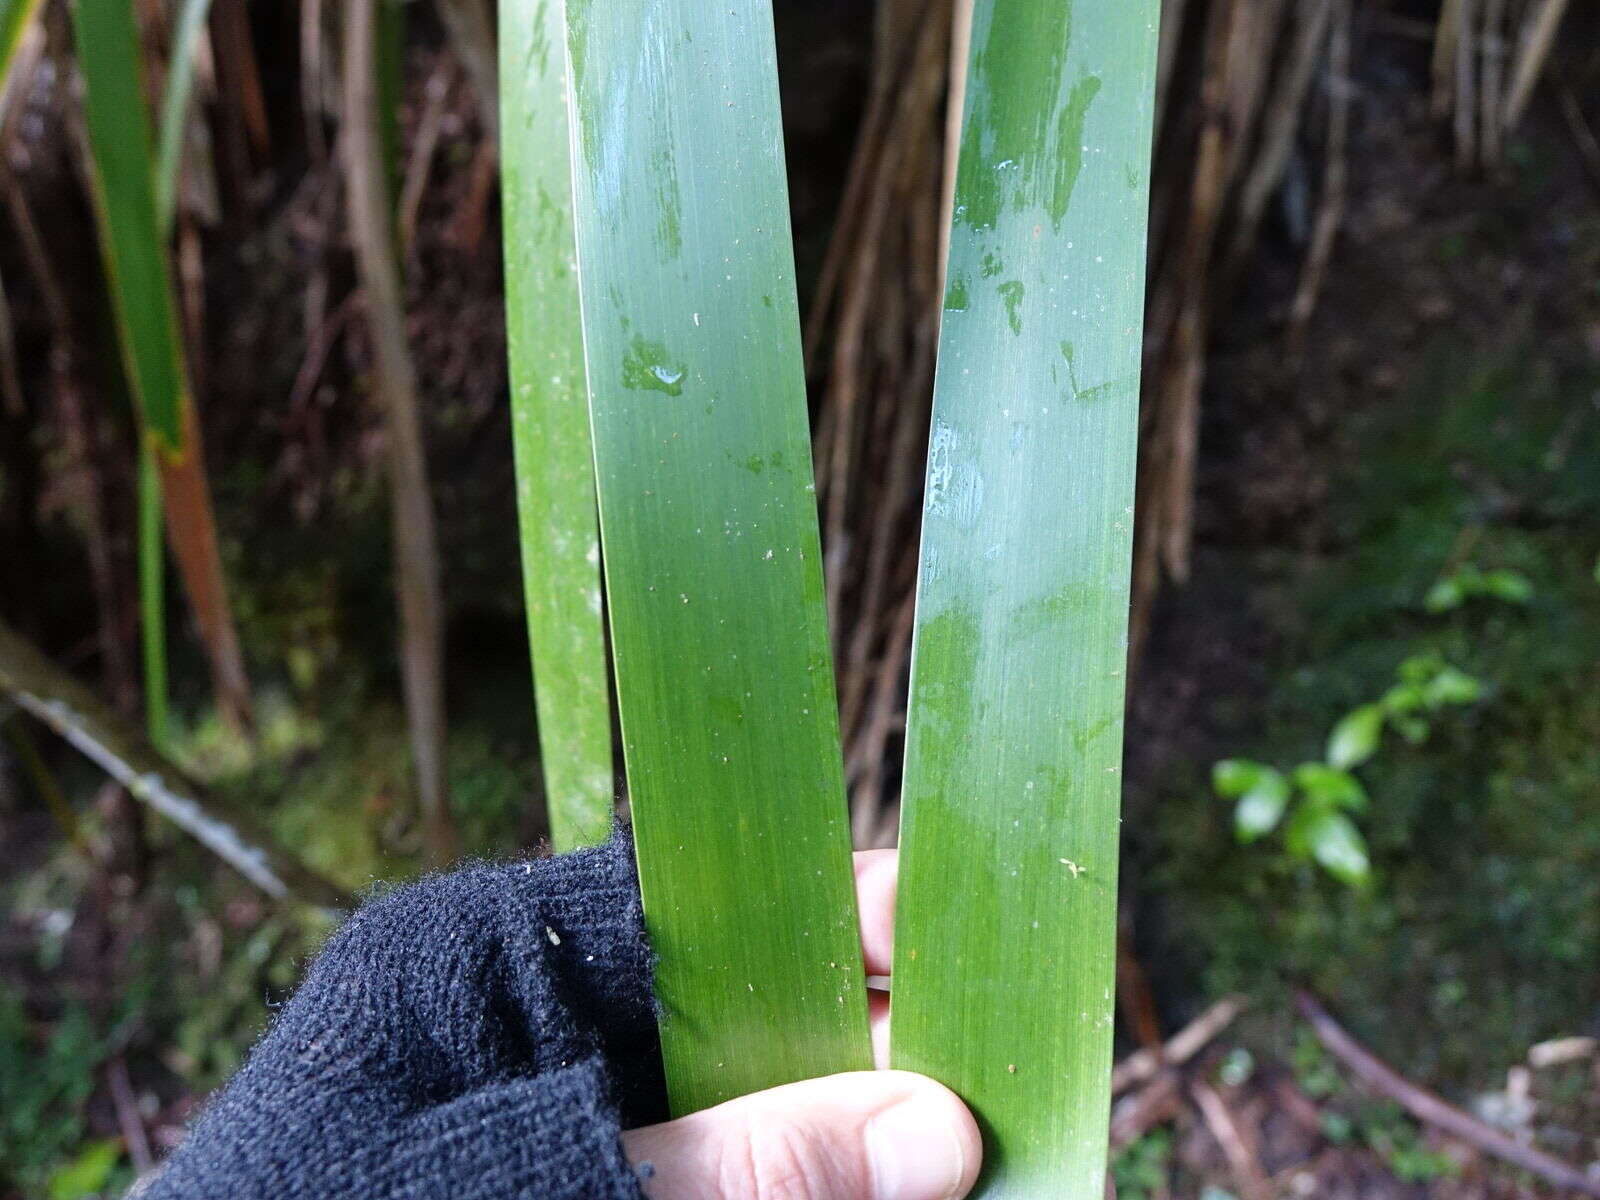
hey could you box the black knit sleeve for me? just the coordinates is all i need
[140,831,666,1200]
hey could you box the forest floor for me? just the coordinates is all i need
[1113,22,1600,1200]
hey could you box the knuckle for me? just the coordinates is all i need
[715,1115,849,1200]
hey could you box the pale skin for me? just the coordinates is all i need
[621,850,984,1200]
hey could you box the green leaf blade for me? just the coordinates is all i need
[892,2,1160,1195]
[72,0,188,453]
[564,0,870,1114]
[499,0,613,851]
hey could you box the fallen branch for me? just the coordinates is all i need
[1112,995,1249,1095]
[1191,1079,1271,1200]
[1109,1069,1183,1152]
[1296,991,1600,1198]
[0,616,350,911]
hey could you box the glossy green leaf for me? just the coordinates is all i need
[498,0,613,851]
[1213,757,1273,798]
[1287,803,1370,886]
[46,1137,121,1200]
[1380,681,1426,715]
[1424,576,1464,612]
[1423,664,1482,707]
[563,0,870,1113]
[1292,763,1369,812]
[892,2,1160,1195]
[1234,779,1290,843]
[1326,703,1383,770]
[1481,568,1532,603]
[1214,759,1289,842]
[72,0,187,453]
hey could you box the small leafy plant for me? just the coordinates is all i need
[1214,561,1532,886]
[1213,653,1484,886]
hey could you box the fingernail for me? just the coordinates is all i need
[865,1091,969,1200]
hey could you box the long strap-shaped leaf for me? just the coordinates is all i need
[74,0,254,735]
[892,3,1159,1196]
[563,0,871,1113]
[74,0,185,452]
[498,0,613,851]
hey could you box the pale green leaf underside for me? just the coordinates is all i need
[154,0,215,236]
[499,0,614,851]
[892,2,1160,1196]
[563,0,870,1114]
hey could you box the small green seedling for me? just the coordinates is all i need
[1214,654,1484,886]
[1424,564,1532,613]
[1215,560,1533,886]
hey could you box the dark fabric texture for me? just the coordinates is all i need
[140,830,666,1199]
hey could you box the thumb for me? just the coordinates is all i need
[620,1069,981,1200]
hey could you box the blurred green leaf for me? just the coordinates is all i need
[1293,763,1369,812]
[1423,576,1464,613]
[1424,665,1482,707]
[1380,682,1426,715]
[1392,714,1431,744]
[1213,758,1273,798]
[1397,653,1443,685]
[47,1138,121,1200]
[1287,803,1370,885]
[1235,783,1289,843]
[1480,569,1532,603]
[1327,703,1384,770]
[1216,759,1292,840]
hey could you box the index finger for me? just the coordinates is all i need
[853,848,897,979]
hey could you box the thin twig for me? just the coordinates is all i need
[107,1056,154,1174]
[1112,995,1249,1094]
[1558,84,1600,200]
[1479,0,1506,167]
[1455,0,1478,169]
[1297,991,1600,1198]
[1225,0,1335,278]
[1288,0,1351,353]
[343,0,456,866]
[399,53,454,254]
[937,0,972,296]
[1501,0,1570,133]
[0,616,350,910]
[1110,1070,1184,1151]
[1191,1079,1271,1200]
[431,0,497,141]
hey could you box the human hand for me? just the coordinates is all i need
[620,850,982,1200]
